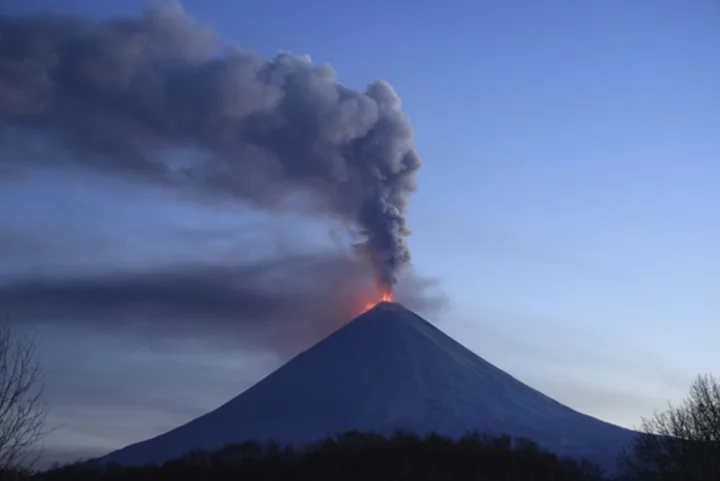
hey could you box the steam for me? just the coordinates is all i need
[0,2,421,288]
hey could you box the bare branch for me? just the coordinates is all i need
[0,322,47,474]
[619,374,720,481]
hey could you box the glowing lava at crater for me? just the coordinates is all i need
[362,290,393,313]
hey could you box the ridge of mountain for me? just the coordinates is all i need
[95,302,635,470]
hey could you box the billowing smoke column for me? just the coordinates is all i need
[0,3,421,289]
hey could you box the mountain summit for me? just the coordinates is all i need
[96,302,635,469]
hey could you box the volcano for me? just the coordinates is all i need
[96,302,635,470]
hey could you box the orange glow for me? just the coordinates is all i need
[361,289,393,313]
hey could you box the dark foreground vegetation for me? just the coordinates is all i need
[617,374,720,481]
[32,431,605,481]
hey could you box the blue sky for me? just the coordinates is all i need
[1,0,719,465]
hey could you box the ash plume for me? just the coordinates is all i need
[0,252,448,356]
[0,2,421,288]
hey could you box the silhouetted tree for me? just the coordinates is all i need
[0,323,46,475]
[619,374,720,481]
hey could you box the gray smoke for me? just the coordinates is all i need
[0,2,421,288]
[0,252,448,356]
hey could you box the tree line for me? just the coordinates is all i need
[0,322,719,480]
[34,431,606,481]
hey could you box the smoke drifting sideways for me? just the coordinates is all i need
[0,2,421,289]
[0,253,448,357]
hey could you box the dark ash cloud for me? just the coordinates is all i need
[0,1,421,288]
[0,252,448,356]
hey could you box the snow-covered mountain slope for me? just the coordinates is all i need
[95,302,636,470]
